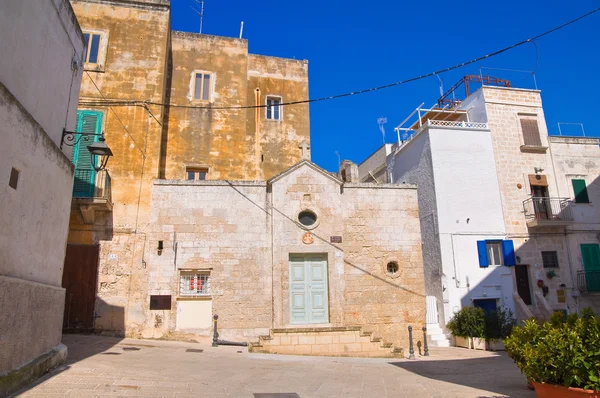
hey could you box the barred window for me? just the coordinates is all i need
[520,118,542,146]
[542,251,559,268]
[180,273,210,296]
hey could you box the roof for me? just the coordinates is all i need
[268,159,342,186]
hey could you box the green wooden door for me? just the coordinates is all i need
[581,244,600,292]
[289,254,329,325]
[72,111,102,197]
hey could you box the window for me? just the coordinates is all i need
[298,210,317,226]
[186,168,208,181]
[386,261,399,276]
[542,251,559,268]
[520,117,542,147]
[572,179,590,203]
[266,96,281,120]
[477,240,516,267]
[193,72,212,101]
[180,273,210,296]
[487,241,504,266]
[83,32,102,64]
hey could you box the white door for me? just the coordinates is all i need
[289,254,329,325]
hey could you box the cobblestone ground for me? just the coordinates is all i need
[14,334,534,398]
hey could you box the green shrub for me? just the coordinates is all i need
[504,309,600,391]
[484,307,517,341]
[446,307,485,338]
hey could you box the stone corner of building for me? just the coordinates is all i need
[0,343,67,397]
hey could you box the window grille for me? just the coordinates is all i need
[542,251,560,268]
[180,274,210,296]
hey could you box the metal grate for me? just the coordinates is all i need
[542,251,559,268]
[180,274,210,296]
[520,119,542,146]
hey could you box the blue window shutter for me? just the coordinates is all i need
[502,240,516,266]
[477,241,489,268]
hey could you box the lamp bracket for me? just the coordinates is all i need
[60,128,104,149]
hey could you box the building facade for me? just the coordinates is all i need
[0,0,85,394]
[359,80,600,345]
[64,0,322,342]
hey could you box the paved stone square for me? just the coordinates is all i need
[14,334,534,398]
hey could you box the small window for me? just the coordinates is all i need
[266,96,282,120]
[486,241,504,266]
[83,32,102,64]
[186,168,208,181]
[180,273,210,296]
[520,118,542,146]
[542,251,559,268]
[193,72,212,101]
[572,179,590,203]
[298,210,317,226]
[386,261,399,276]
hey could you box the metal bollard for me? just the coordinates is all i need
[423,326,430,356]
[408,326,415,359]
[212,314,219,347]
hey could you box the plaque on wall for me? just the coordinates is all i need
[302,232,314,244]
[150,295,172,310]
[330,236,342,243]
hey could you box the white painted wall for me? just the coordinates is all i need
[0,0,84,150]
[391,125,514,325]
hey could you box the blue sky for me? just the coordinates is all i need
[171,0,600,172]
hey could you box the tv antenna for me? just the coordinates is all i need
[190,0,205,34]
[334,151,341,167]
[377,117,387,144]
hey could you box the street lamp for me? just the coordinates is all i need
[60,128,113,171]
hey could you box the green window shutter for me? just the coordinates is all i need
[572,179,590,203]
[72,110,103,197]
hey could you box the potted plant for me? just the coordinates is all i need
[546,270,557,280]
[446,307,485,349]
[483,307,516,351]
[504,309,600,397]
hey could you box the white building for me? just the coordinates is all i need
[0,0,85,394]
[359,76,600,345]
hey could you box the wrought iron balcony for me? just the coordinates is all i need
[522,197,573,228]
[72,169,112,223]
[577,270,600,293]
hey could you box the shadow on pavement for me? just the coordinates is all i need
[390,354,535,398]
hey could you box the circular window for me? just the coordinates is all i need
[387,261,399,276]
[298,210,317,227]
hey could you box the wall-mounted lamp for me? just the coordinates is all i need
[157,240,163,256]
[60,128,113,171]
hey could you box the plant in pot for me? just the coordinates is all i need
[504,308,600,397]
[483,307,516,351]
[446,307,485,349]
[546,270,557,280]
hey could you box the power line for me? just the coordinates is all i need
[83,71,146,157]
[84,7,599,112]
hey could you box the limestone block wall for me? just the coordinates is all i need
[145,180,272,340]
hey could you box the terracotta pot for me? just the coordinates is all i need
[532,382,600,398]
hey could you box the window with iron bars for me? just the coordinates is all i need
[542,251,559,268]
[180,273,210,296]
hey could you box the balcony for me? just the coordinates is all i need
[577,270,600,293]
[72,169,113,224]
[522,197,573,228]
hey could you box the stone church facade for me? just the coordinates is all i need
[145,160,425,356]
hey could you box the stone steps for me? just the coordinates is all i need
[426,323,451,348]
[248,326,403,358]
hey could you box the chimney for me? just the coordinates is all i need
[338,160,359,182]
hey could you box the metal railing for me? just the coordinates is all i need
[73,169,111,201]
[577,270,600,293]
[427,120,488,129]
[523,197,573,222]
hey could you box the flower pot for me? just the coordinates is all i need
[485,339,505,351]
[454,336,471,349]
[472,337,486,350]
[532,382,600,398]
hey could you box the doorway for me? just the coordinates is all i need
[515,264,532,305]
[473,299,498,315]
[531,185,550,219]
[289,254,329,325]
[62,244,100,331]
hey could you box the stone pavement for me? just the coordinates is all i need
[13,334,535,398]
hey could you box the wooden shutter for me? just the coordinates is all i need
[520,119,542,146]
[72,111,102,197]
[502,240,516,266]
[572,179,590,203]
[477,241,489,268]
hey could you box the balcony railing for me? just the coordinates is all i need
[523,197,573,226]
[73,169,111,201]
[577,270,600,293]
